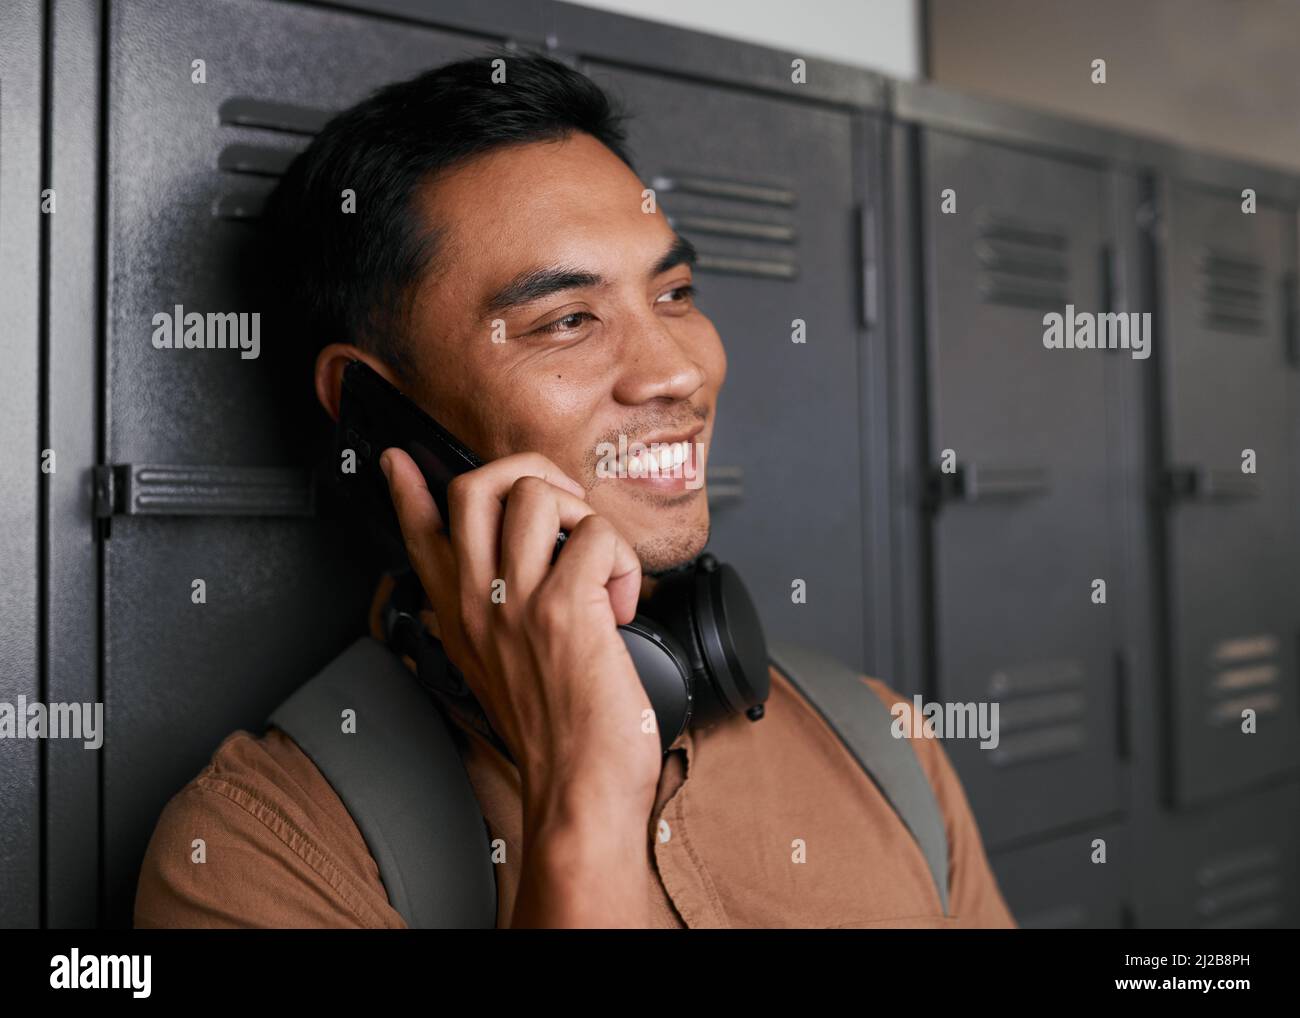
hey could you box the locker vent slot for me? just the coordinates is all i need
[1199,249,1266,335]
[653,172,798,280]
[218,97,333,135]
[985,659,1086,767]
[975,210,1070,311]
[1195,846,1282,927]
[214,97,333,221]
[218,143,300,177]
[1206,633,1281,725]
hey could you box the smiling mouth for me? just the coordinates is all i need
[592,431,707,497]
[627,439,696,476]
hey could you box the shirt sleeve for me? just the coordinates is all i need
[134,728,406,929]
[864,679,1019,929]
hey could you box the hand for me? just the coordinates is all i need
[379,448,662,828]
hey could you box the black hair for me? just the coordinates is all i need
[262,49,637,387]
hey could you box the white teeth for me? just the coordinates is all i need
[655,442,689,472]
[626,440,692,476]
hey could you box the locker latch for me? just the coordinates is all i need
[1161,465,1260,502]
[926,463,1051,510]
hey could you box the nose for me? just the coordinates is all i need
[611,315,708,406]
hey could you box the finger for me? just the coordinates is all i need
[541,514,642,626]
[499,475,600,601]
[447,452,586,604]
[381,447,457,622]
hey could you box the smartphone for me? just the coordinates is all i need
[336,358,567,560]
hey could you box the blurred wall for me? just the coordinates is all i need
[929,0,1300,172]
[568,0,922,78]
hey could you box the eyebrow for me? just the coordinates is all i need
[480,232,698,317]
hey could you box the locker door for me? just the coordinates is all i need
[989,824,1130,928]
[1159,182,1300,805]
[1137,782,1299,928]
[99,0,501,924]
[921,130,1123,848]
[0,0,43,928]
[581,62,871,671]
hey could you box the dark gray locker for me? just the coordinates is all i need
[1157,181,1300,806]
[44,0,108,930]
[920,130,1124,848]
[580,62,872,671]
[0,0,44,929]
[98,0,504,924]
[1136,780,1299,928]
[989,824,1130,928]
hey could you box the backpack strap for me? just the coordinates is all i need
[768,640,950,916]
[267,636,497,928]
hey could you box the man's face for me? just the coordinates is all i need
[400,131,726,573]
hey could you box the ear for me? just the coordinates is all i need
[314,343,402,422]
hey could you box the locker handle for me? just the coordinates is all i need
[705,465,744,506]
[91,463,742,516]
[927,463,1050,507]
[1162,465,1260,502]
[93,464,315,518]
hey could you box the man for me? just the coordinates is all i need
[135,52,1015,929]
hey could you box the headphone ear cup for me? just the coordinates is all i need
[689,556,771,722]
[641,554,770,726]
[617,618,692,753]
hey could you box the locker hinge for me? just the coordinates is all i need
[92,465,117,521]
[92,466,116,541]
[857,203,879,330]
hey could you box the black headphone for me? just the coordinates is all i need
[382,550,771,757]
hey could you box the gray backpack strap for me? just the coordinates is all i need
[768,640,950,916]
[267,636,497,928]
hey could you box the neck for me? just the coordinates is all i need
[639,574,659,604]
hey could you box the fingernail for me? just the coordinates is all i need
[379,450,392,481]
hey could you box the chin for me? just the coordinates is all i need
[587,478,711,573]
[633,514,711,574]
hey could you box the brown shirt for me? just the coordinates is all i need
[135,596,1017,929]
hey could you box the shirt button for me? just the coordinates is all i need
[657,818,672,844]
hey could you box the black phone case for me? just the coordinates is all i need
[337,360,570,563]
[337,359,484,529]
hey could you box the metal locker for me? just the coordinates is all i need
[579,61,874,672]
[1155,179,1300,806]
[0,0,44,929]
[919,129,1125,849]
[1136,780,1299,928]
[988,823,1130,928]
[95,0,506,925]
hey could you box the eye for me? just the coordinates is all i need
[657,284,697,305]
[536,311,596,335]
